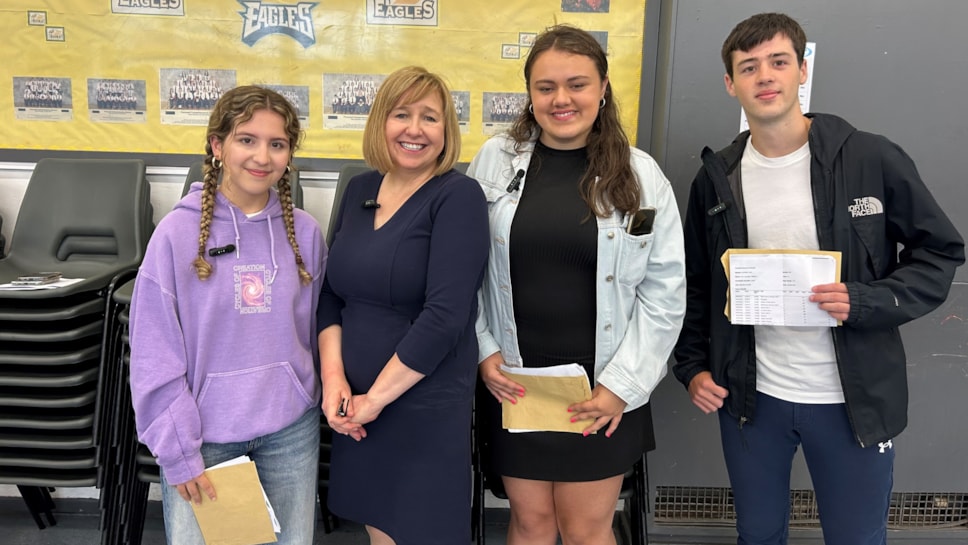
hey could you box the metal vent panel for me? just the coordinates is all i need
[654,487,967,530]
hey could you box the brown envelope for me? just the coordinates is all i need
[189,461,278,545]
[500,370,592,433]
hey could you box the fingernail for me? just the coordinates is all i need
[582,431,589,437]
[567,408,573,412]
[570,417,577,423]
[518,390,525,396]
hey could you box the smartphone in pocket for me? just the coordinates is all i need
[627,208,656,236]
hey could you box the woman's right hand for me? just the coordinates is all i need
[479,352,525,404]
[322,377,366,440]
[175,472,216,504]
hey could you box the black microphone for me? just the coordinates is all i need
[208,244,236,257]
[362,199,381,209]
[706,201,731,216]
[506,169,525,192]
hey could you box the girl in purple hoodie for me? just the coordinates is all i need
[129,86,325,545]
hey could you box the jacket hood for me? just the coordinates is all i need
[175,181,286,284]
[804,113,856,168]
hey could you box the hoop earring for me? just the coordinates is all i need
[528,103,534,115]
[599,97,607,109]
[285,164,292,173]
[212,158,222,169]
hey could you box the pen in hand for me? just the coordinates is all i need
[337,398,347,417]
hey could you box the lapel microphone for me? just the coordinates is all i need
[706,201,731,216]
[208,244,236,257]
[506,169,525,192]
[362,199,381,209]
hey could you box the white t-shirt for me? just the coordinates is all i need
[741,141,844,404]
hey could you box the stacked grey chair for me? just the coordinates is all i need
[0,158,151,530]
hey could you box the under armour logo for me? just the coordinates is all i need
[878,440,893,453]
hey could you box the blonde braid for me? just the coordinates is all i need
[191,161,219,280]
[278,171,312,285]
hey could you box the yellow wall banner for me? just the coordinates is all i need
[2,0,647,161]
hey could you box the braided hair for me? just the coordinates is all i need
[192,85,311,285]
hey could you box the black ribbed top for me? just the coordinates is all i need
[509,141,597,377]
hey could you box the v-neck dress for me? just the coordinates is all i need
[316,168,489,545]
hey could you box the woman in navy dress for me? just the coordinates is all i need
[316,66,489,545]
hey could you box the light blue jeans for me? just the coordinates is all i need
[160,406,320,545]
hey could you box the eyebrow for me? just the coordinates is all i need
[736,51,794,67]
[533,75,593,85]
[394,103,442,116]
[234,130,288,142]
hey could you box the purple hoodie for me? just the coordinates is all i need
[129,182,324,485]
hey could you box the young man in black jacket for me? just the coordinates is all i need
[673,12,964,545]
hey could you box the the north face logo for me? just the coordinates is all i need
[848,196,884,218]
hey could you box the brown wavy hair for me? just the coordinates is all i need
[193,85,312,285]
[509,24,639,217]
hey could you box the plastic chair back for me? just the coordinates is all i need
[327,162,370,247]
[0,158,150,285]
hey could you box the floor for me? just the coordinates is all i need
[0,497,512,545]
[1,494,716,544]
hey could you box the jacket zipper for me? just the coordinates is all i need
[814,164,866,448]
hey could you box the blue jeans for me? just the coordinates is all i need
[160,406,320,545]
[719,392,894,545]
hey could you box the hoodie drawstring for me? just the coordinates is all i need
[226,203,279,285]
[265,218,278,285]
[229,207,242,260]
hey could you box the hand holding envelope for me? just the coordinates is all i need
[500,363,592,433]
[189,456,279,545]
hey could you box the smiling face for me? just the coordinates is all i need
[725,32,808,128]
[383,91,445,178]
[528,48,608,150]
[211,108,291,213]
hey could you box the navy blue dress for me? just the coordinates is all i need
[316,169,489,545]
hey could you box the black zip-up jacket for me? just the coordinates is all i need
[673,113,964,447]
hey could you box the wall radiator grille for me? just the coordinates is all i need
[653,487,968,529]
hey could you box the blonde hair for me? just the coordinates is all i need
[192,85,312,285]
[362,66,461,175]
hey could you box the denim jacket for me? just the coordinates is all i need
[466,135,686,410]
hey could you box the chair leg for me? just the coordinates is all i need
[17,485,57,529]
[472,467,485,544]
[638,454,650,545]
[317,487,340,534]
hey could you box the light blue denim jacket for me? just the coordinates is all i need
[466,135,686,411]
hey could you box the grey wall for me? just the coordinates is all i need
[649,0,967,271]
[641,1,967,542]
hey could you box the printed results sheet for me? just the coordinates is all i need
[722,249,842,327]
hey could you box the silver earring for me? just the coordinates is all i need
[528,103,534,115]
[212,158,222,169]
[285,164,292,173]
[599,97,607,109]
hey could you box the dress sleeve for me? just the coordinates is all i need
[395,176,490,375]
